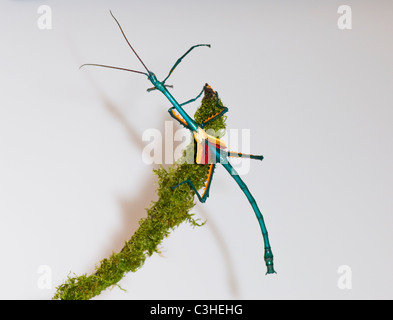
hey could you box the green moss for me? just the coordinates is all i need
[53,84,227,300]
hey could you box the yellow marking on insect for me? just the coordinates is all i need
[201,164,214,198]
[171,109,188,127]
[205,84,214,91]
[193,127,226,148]
[195,141,204,164]
[228,151,243,157]
[194,127,226,164]
[202,111,221,124]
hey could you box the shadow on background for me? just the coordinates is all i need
[196,204,240,298]
[83,70,240,298]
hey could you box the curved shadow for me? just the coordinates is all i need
[82,70,239,298]
[195,204,240,299]
[93,87,165,254]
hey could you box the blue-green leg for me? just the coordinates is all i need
[147,84,173,92]
[227,151,264,161]
[221,160,275,274]
[167,86,205,129]
[162,44,211,84]
[171,164,215,203]
[180,86,205,107]
[200,91,228,129]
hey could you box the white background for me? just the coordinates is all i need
[0,0,392,299]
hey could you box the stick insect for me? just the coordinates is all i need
[81,11,276,274]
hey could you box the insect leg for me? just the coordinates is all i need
[162,44,211,84]
[228,151,264,161]
[171,164,215,203]
[179,85,205,107]
[221,161,276,274]
[168,107,190,129]
[168,84,205,128]
[200,90,228,129]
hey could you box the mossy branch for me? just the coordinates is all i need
[53,85,226,300]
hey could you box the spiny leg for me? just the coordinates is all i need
[168,107,190,129]
[171,164,215,203]
[200,90,228,129]
[162,44,211,84]
[228,151,264,161]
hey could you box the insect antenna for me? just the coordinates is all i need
[109,10,150,73]
[79,63,148,76]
